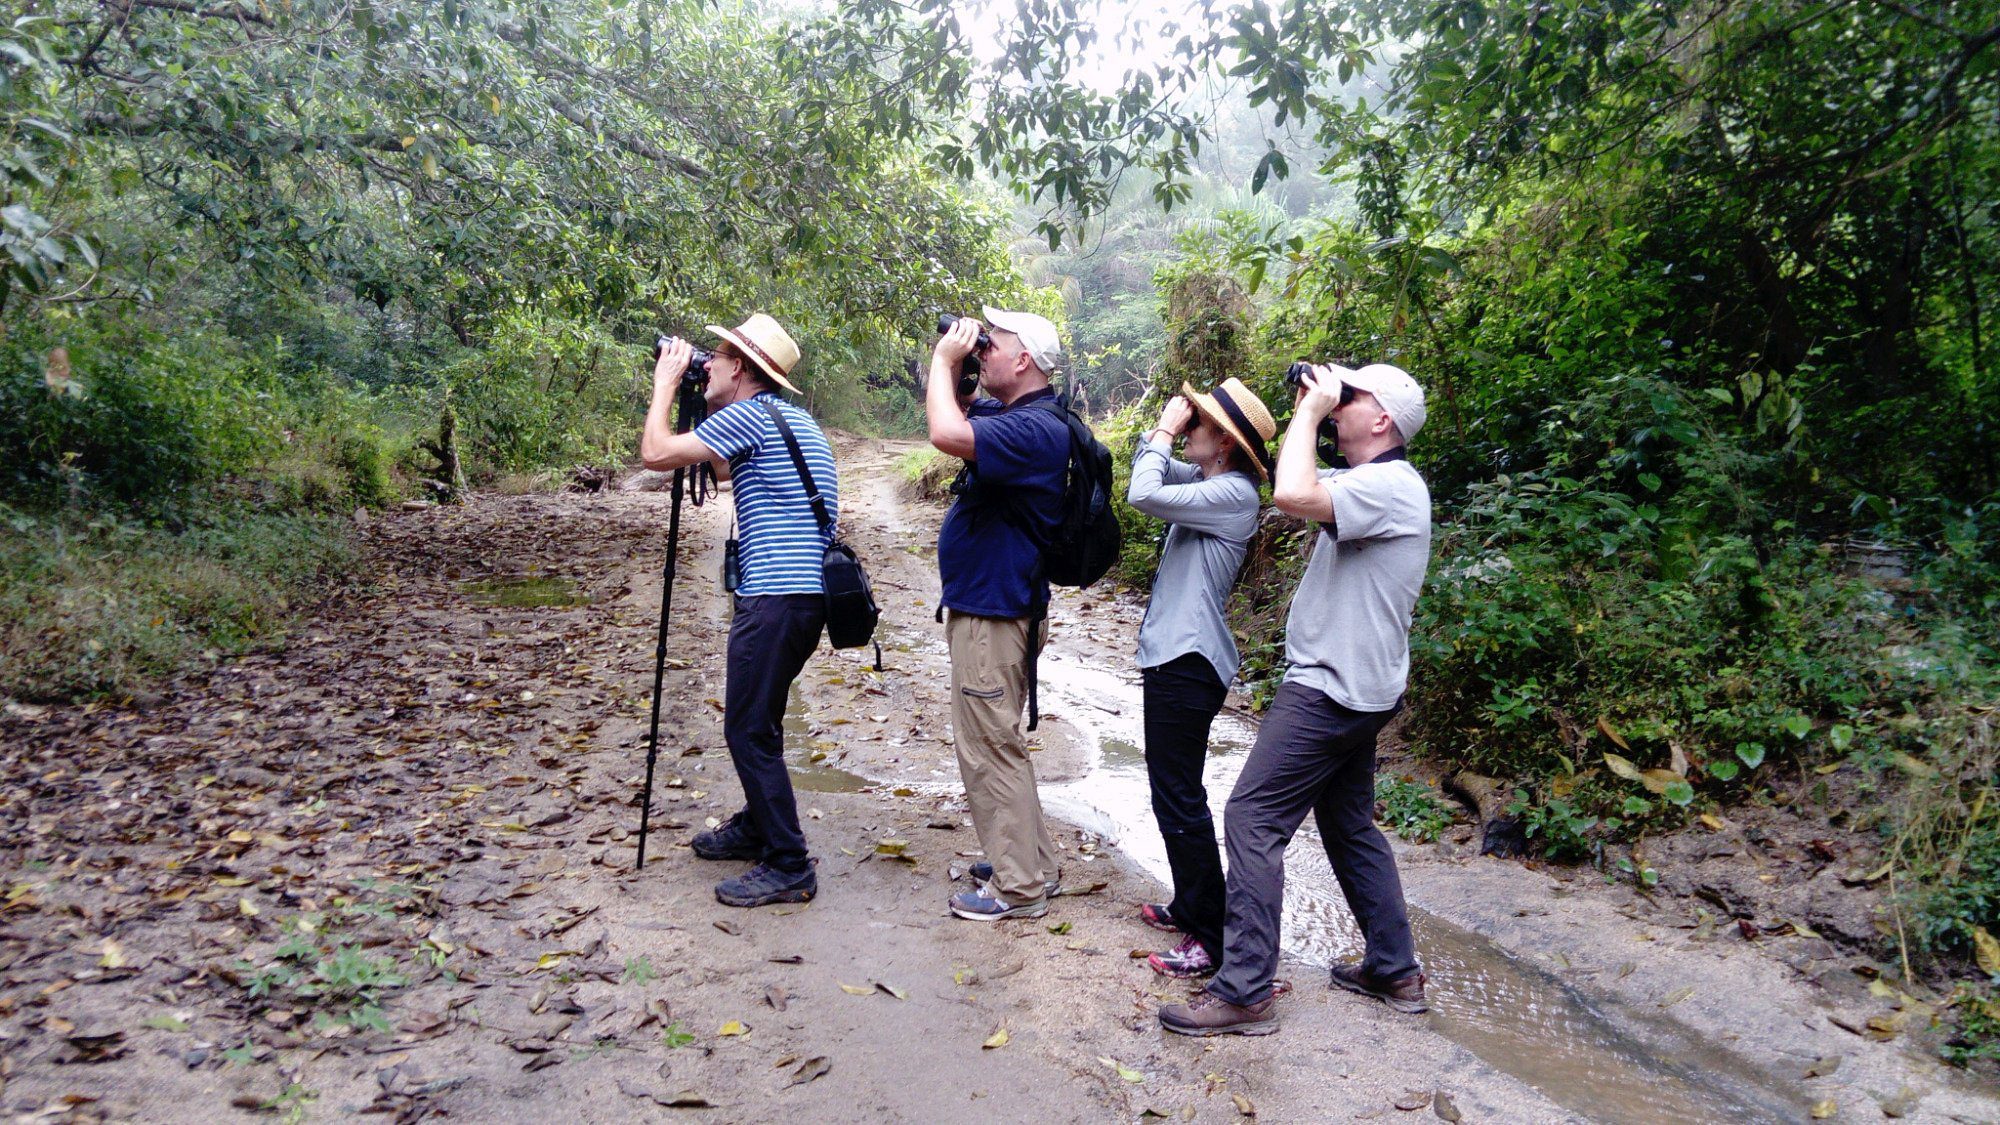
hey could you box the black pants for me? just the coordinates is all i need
[1142,653,1229,960]
[1209,681,1415,1006]
[722,593,825,874]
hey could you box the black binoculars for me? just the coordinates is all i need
[936,314,988,396]
[653,335,713,389]
[1285,361,1358,406]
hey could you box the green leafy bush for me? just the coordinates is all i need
[0,321,284,512]
[1375,777,1455,844]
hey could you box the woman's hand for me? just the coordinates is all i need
[1152,395,1195,443]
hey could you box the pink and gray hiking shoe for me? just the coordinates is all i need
[1148,936,1216,979]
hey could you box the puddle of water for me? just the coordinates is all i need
[1033,653,1810,1125]
[462,574,591,608]
[783,686,875,793]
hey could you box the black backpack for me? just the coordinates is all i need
[1018,393,1120,589]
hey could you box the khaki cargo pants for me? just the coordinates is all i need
[947,610,1059,905]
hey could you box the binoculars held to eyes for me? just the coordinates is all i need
[654,335,713,389]
[936,314,988,397]
[1284,361,1356,449]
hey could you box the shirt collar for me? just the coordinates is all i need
[999,387,1057,411]
[1367,445,1409,464]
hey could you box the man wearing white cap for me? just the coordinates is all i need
[927,306,1070,921]
[1161,361,1433,1036]
[641,313,838,909]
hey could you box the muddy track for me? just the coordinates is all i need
[0,434,1991,1123]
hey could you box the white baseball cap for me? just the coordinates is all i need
[1328,362,1426,442]
[982,306,1062,374]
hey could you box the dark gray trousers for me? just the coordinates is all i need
[1208,681,1417,1006]
[722,594,825,875]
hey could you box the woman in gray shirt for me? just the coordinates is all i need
[1126,377,1275,978]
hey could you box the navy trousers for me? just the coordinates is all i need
[722,594,825,874]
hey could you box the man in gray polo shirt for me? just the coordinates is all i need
[1160,361,1432,1036]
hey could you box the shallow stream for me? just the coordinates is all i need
[1030,653,1811,1123]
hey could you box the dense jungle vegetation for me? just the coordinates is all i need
[4,0,1997,1063]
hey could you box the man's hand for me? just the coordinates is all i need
[1150,396,1194,444]
[1293,364,1342,423]
[933,316,983,368]
[926,317,980,459]
[653,337,692,400]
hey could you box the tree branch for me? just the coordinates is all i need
[541,97,711,181]
[128,0,271,24]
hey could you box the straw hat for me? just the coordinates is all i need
[704,313,801,395]
[1181,378,1277,480]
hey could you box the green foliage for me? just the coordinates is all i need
[895,448,957,502]
[1095,400,1167,588]
[441,313,639,476]
[1506,791,1600,864]
[0,502,350,701]
[660,1021,696,1049]
[1884,678,2000,963]
[0,319,284,512]
[1943,988,2000,1069]
[1375,777,1455,844]
[239,932,406,1034]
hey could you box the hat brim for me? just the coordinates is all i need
[705,325,800,395]
[1181,381,1270,481]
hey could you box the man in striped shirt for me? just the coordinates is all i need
[641,313,837,908]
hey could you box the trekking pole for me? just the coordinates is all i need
[636,377,709,871]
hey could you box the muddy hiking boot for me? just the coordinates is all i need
[1158,989,1279,1037]
[1330,963,1429,1014]
[690,814,762,861]
[966,862,1060,899]
[1139,902,1180,933]
[1148,936,1216,979]
[714,863,816,908]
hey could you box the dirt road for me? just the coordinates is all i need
[0,434,1993,1122]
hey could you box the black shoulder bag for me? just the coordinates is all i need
[758,399,881,668]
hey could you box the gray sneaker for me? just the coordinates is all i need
[967,861,1060,898]
[949,884,1047,921]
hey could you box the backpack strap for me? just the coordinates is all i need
[757,398,835,541]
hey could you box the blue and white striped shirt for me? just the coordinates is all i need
[693,393,838,596]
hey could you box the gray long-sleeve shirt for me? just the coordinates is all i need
[1127,438,1260,684]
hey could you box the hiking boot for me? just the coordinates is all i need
[1139,902,1180,933]
[714,862,816,907]
[1158,989,1279,1037]
[1148,936,1216,979]
[967,862,1060,899]
[691,813,762,861]
[949,884,1048,922]
[1329,963,1428,1014]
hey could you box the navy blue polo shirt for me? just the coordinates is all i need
[937,388,1068,618]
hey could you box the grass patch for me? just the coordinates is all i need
[0,502,352,702]
[895,448,958,501]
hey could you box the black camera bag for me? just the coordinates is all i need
[758,400,880,660]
